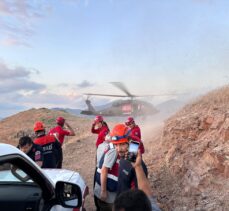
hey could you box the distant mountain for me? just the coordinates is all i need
[52,108,82,116]
[156,99,185,114]
[52,102,113,116]
[148,99,187,122]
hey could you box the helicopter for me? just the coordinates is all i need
[80,82,176,117]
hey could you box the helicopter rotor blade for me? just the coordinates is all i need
[84,92,185,98]
[110,82,133,97]
[84,93,130,97]
[133,93,185,97]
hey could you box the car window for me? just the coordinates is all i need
[0,162,35,184]
[0,162,43,211]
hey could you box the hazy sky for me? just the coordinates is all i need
[0,0,229,117]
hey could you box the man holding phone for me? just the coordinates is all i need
[94,124,148,210]
[114,151,161,211]
[108,124,148,197]
[94,124,123,211]
[116,139,148,196]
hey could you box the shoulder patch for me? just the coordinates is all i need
[35,151,41,160]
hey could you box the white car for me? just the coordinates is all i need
[0,143,89,211]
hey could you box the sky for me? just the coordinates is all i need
[0,0,229,117]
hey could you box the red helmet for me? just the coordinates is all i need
[94,115,103,124]
[125,117,135,126]
[56,117,65,126]
[34,121,45,132]
[109,124,130,144]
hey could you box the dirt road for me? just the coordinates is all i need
[62,121,164,210]
[0,108,164,210]
[63,135,97,210]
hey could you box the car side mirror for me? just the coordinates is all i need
[55,181,82,208]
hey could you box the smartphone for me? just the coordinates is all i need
[126,141,140,162]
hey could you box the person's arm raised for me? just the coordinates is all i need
[65,121,75,136]
[132,151,153,198]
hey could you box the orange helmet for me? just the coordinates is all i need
[109,124,130,144]
[34,121,45,132]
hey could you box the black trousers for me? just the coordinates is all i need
[56,147,63,168]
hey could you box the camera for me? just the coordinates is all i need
[126,140,140,162]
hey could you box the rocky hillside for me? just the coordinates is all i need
[1,86,229,211]
[0,108,91,145]
[150,86,229,210]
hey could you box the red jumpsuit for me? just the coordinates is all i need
[49,125,70,146]
[91,124,109,148]
[48,126,71,168]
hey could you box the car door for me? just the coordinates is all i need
[0,153,55,211]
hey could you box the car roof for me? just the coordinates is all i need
[0,143,55,186]
[0,143,48,177]
[0,143,27,158]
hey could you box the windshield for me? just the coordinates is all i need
[0,163,35,184]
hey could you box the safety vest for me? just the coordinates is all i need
[95,151,120,192]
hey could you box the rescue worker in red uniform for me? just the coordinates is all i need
[49,117,75,168]
[125,117,145,154]
[33,121,61,168]
[92,115,110,210]
[91,115,109,148]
